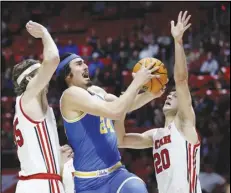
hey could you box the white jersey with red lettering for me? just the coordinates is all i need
[13,95,65,193]
[152,122,202,193]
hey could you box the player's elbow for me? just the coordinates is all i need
[50,55,60,66]
[117,136,127,148]
[108,105,125,120]
[44,52,60,66]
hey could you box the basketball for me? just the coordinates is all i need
[133,57,168,94]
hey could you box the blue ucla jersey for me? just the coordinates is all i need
[63,94,122,191]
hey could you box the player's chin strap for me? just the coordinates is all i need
[17,63,41,85]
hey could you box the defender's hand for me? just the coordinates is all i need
[26,20,48,39]
[60,144,74,164]
[171,11,191,42]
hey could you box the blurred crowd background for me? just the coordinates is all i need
[1,2,230,193]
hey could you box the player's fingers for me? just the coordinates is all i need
[66,149,73,155]
[184,15,191,26]
[69,152,74,158]
[182,11,188,22]
[151,74,161,79]
[150,65,160,73]
[184,23,191,31]
[178,11,182,23]
[170,20,175,28]
[60,145,71,151]
[140,58,148,69]
[146,60,155,69]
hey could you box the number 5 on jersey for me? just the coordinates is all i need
[13,118,24,148]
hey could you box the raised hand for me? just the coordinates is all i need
[26,20,48,39]
[171,11,191,42]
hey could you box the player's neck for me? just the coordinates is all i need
[164,115,175,128]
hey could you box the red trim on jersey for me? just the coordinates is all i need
[41,121,60,193]
[36,123,55,193]
[19,96,41,124]
[18,173,61,181]
[188,143,192,193]
[192,145,197,193]
[56,180,61,193]
[187,142,200,193]
[41,121,56,173]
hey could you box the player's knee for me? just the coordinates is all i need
[118,177,148,193]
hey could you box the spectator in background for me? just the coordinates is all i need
[117,50,128,70]
[91,67,103,86]
[204,36,221,57]
[103,36,115,58]
[157,31,172,61]
[2,21,12,47]
[148,39,160,57]
[199,159,226,193]
[88,52,104,78]
[55,38,65,56]
[139,43,153,59]
[140,25,154,44]
[79,37,93,60]
[126,50,139,70]
[94,40,105,57]
[63,40,79,54]
[128,41,139,57]
[200,52,219,75]
[87,28,99,50]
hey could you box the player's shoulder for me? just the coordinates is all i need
[87,85,107,95]
[63,86,86,99]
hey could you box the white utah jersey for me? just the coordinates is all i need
[152,122,202,193]
[13,95,61,176]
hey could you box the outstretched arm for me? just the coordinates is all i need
[171,11,198,143]
[90,86,165,112]
[114,114,155,149]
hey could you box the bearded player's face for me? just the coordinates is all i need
[67,58,92,89]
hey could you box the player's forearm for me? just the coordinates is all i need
[114,115,152,149]
[174,40,188,81]
[111,79,141,115]
[41,31,59,63]
[114,114,126,145]
[129,92,154,112]
[118,133,152,149]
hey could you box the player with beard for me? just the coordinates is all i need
[55,52,166,193]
